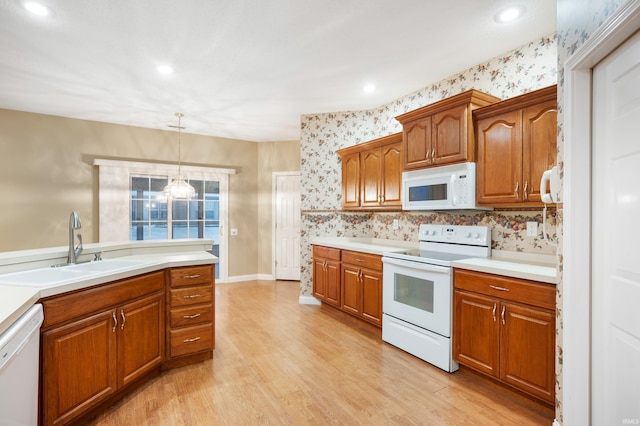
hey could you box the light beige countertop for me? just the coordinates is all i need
[311,237,557,284]
[0,240,217,336]
[310,237,418,255]
[452,250,557,284]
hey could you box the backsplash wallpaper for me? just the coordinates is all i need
[300,33,558,301]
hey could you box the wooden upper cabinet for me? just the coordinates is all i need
[341,152,360,209]
[396,90,500,170]
[474,85,557,207]
[337,133,402,210]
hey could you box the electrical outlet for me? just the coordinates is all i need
[393,219,399,230]
[526,222,538,237]
[230,228,238,236]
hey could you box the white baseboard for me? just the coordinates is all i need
[299,295,321,305]
[224,273,274,283]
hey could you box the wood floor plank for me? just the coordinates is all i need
[86,280,554,425]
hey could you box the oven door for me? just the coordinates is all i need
[382,256,452,337]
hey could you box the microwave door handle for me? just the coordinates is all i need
[450,174,458,206]
[382,257,450,274]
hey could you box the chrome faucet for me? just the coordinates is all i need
[67,211,83,264]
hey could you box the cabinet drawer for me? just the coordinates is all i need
[169,324,214,358]
[170,265,214,288]
[169,304,213,328]
[342,250,382,271]
[313,245,341,261]
[169,285,214,308]
[42,271,164,328]
[453,269,555,310]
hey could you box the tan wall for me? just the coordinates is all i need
[256,141,301,275]
[0,108,300,278]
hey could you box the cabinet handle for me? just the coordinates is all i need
[425,150,430,161]
[431,148,435,161]
[183,313,202,319]
[523,181,528,200]
[183,336,201,343]
[356,259,365,263]
[514,182,519,200]
[492,303,497,322]
[323,260,327,272]
[183,294,202,299]
[380,195,385,203]
[120,309,126,330]
[359,269,364,282]
[112,311,117,333]
[501,305,506,325]
[183,274,201,279]
[489,285,510,292]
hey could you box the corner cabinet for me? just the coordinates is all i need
[41,272,165,426]
[453,268,556,405]
[337,133,402,210]
[312,245,382,328]
[395,90,500,170]
[474,85,557,207]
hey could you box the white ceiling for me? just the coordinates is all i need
[0,0,556,142]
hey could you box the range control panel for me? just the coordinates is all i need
[419,224,490,247]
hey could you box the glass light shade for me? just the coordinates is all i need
[163,176,195,199]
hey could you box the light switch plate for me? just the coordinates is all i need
[393,219,399,230]
[526,222,538,237]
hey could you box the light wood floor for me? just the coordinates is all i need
[87,280,554,425]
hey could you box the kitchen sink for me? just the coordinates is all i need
[0,258,154,288]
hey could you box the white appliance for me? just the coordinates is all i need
[382,224,490,372]
[402,162,488,211]
[0,304,44,426]
[540,165,560,246]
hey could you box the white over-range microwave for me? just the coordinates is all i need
[402,162,488,211]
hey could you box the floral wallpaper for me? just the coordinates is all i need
[299,30,560,419]
[300,33,558,300]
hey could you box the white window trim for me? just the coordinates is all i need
[93,158,234,282]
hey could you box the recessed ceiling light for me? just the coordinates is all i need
[156,65,174,75]
[363,84,376,94]
[494,5,526,23]
[24,1,51,16]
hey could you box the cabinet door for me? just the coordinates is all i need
[361,268,382,326]
[380,142,402,207]
[341,265,361,316]
[476,110,523,204]
[522,99,557,203]
[341,152,360,208]
[432,104,468,165]
[312,258,328,300]
[118,292,165,387]
[453,290,500,377]
[500,302,556,403]
[403,116,432,169]
[325,260,341,307]
[360,148,382,207]
[42,310,117,426]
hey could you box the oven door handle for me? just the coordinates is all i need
[382,257,450,274]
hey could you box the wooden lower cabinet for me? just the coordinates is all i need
[453,269,555,405]
[341,251,383,327]
[40,264,216,425]
[41,272,165,426]
[312,246,382,328]
[312,246,341,307]
[165,265,215,367]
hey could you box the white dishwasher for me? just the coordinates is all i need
[0,304,44,426]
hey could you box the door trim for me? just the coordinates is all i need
[563,3,640,425]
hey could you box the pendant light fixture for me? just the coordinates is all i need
[163,112,196,199]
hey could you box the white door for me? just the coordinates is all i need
[274,173,301,280]
[592,29,640,425]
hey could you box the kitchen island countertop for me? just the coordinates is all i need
[0,240,217,336]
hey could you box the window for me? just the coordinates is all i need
[129,177,220,243]
[94,159,234,282]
